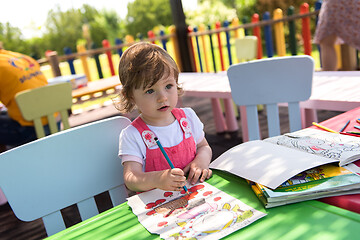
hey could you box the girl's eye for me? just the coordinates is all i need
[145,89,154,94]
[166,84,174,89]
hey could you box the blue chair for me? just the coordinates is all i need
[227,55,314,141]
[0,116,131,236]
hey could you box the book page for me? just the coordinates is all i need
[265,128,360,166]
[209,140,339,189]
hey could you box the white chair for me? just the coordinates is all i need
[0,116,131,236]
[227,55,314,141]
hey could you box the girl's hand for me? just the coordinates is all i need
[123,161,186,192]
[183,138,213,185]
[158,168,187,191]
[184,160,212,185]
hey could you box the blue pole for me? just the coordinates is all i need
[193,26,203,72]
[263,12,274,58]
[63,47,76,74]
[223,20,233,66]
[160,30,167,51]
[115,38,123,57]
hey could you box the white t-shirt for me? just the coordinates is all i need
[118,107,204,167]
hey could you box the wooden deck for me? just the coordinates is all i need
[0,96,342,240]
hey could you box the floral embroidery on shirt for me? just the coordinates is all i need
[142,130,157,148]
[180,118,192,138]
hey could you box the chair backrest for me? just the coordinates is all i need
[235,36,258,62]
[227,55,314,141]
[0,116,131,236]
[15,82,73,138]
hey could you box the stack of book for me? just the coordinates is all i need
[210,128,360,208]
[248,164,360,208]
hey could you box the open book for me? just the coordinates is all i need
[210,128,360,189]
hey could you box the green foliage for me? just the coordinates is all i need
[211,0,257,19]
[42,6,84,54]
[0,22,29,55]
[90,9,123,48]
[186,0,237,27]
[125,0,173,37]
[0,4,124,58]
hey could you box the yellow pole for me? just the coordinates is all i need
[168,25,183,71]
[76,44,92,82]
[273,8,286,56]
[335,44,342,69]
[125,35,135,44]
[199,24,210,72]
[232,17,245,39]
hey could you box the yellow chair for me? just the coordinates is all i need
[235,36,258,62]
[15,82,73,138]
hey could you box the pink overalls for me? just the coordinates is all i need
[131,108,196,172]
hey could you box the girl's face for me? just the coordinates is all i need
[132,71,178,126]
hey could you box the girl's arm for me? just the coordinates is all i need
[183,138,213,185]
[123,161,187,192]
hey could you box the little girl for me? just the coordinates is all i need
[117,42,212,192]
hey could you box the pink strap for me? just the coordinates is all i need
[132,108,191,149]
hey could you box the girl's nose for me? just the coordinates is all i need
[157,91,167,102]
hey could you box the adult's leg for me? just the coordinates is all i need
[0,112,37,147]
[319,34,338,71]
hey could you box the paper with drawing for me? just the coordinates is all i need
[210,129,360,189]
[127,182,266,239]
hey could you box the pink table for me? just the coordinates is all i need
[72,71,360,137]
[179,72,238,133]
[180,71,360,141]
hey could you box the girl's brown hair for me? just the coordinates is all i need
[117,42,182,113]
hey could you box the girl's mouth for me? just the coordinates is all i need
[158,106,169,111]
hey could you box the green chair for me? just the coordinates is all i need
[15,82,73,138]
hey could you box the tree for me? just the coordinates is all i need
[42,5,85,54]
[185,0,237,27]
[89,9,124,48]
[0,22,29,55]
[199,0,256,21]
[125,0,173,38]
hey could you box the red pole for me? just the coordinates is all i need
[147,30,156,44]
[251,13,263,59]
[102,39,115,76]
[215,21,225,71]
[300,3,312,56]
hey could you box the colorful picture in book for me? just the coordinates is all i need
[277,164,352,191]
[127,182,266,240]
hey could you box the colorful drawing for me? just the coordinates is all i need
[127,182,266,239]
